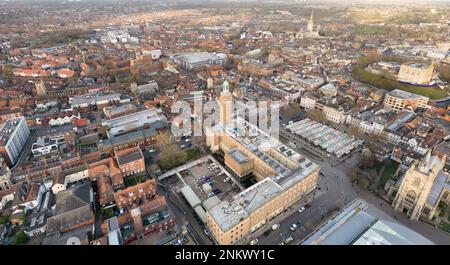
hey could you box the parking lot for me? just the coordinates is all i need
[159,156,243,245]
[182,160,240,202]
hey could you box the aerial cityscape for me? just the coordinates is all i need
[0,0,450,249]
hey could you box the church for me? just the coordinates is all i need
[386,151,450,222]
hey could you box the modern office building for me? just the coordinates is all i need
[301,199,433,245]
[383,89,429,113]
[102,109,167,138]
[172,52,227,70]
[0,117,30,167]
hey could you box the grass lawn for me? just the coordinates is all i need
[186,147,201,160]
[352,56,449,100]
[378,162,399,188]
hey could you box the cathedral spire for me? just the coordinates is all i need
[307,10,314,32]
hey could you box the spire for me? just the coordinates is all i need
[307,10,314,32]
[418,149,432,173]
[222,80,230,93]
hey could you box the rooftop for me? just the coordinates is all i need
[386,89,429,101]
[227,148,252,164]
[69,92,121,107]
[173,52,226,64]
[301,199,433,245]
[103,109,167,137]
[208,117,319,232]
[0,117,25,146]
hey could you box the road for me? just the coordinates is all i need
[271,129,450,245]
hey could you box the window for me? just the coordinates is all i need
[405,190,417,205]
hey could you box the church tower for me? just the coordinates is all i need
[219,80,232,125]
[35,80,46,97]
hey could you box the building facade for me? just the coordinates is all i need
[0,117,31,166]
[388,151,450,221]
[397,63,434,85]
[205,81,319,245]
[383,89,429,113]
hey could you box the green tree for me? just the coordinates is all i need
[358,178,370,190]
[100,207,115,220]
[14,230,28,245]
[0,214,9,224]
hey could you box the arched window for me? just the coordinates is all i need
[405,190,417,205]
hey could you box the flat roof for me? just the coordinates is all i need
[173,52,226,64]
[208,201,248,232]
[208,116,319,232]
[105,109,166,137]
[301,199,434,245]
[180,185,202,208]
[386,89,429,101]
[0,117,25,146]
[69,92,121,106]
[233,178,283,214]
[228,148,252,164]
[353,219,433,245]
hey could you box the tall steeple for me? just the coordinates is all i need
[219,80,232,125]
[307,10,314,32]
[222,79,230,93]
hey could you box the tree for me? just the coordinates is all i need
[358,178,370,190]
[14,230,28,245]
[100,207,115,220]
[157,144,187,170]
[0,214,9,224]
[155,130,172,145]
[306,109,327,123]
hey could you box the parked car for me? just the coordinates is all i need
[204,229,210,237]
[263,230,272,236]
[208,192,215,197]
[284,236,294,244]
[272,223,280,231]
[148,149,156,153]
[299,207,306,213]
[304,204,312,209]
[250,239,258,245]
[224,177,231,182]
[290,223,298,231]
[212,188,221,194]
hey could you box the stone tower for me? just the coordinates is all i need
[207,77,214,89]
[35,80,46,97]
[392,151,445,220]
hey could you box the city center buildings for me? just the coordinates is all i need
[204,82,320,245]
[0,117,30,167]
